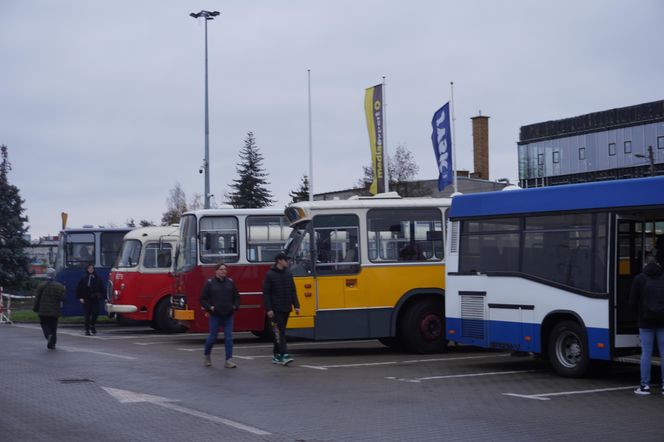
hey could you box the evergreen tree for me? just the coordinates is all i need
[161,182,188,225]
[289,174,310,203]
[225,132,274,208]
[0,145,30,289]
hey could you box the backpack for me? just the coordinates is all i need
[641,274,664,321]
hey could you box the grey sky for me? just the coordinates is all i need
[2,1,663,238]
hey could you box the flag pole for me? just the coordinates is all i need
[307,69,314,201]
[382,75,389,193]
[450,81,458,194]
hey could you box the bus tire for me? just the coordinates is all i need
[155,298,186,334]
[252,317,275,340]
[400,299,447,354]
[548,320,590,378]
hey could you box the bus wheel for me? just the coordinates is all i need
[252,317,275,340]
[400,300,447,354]
[548,320,590,377]
[155,298,186,334]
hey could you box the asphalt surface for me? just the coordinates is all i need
[1,322,663,442]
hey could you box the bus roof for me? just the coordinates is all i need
[61,227,132,234]
[182,208,285,217]
[448,176,664,219]
[122,225,179,241]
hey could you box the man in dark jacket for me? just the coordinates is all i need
[200,262,240,368]
[34,268,66,349]
[76,263,104,336]
[629,255,664,395]
[263,252,300,365]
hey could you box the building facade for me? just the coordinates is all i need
[518,100,664,188]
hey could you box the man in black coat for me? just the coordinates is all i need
[629,254,664,395]
[76,263,104,336]
[34,267,66,349]
[263,252,300,365]
[200,262,240,368]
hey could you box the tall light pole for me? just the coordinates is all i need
[190,10,219,209]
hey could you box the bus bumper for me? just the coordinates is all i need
[105,303,138,314]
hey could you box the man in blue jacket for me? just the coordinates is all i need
[263,252,300,365]
[200,262,239,368]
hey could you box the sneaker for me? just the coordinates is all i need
[634,385,651,395]
[224,359,237,369]
[204,355,212,367]
[280,354,294,365]
[47,334,56,349]
[272,354,282,364]
[91,328,97,335]
[85,330,91,336]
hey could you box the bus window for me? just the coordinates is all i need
[144,243,172,269]
[367,208,443,262]
[65,233,95,268]
[101,232,126,267]
[246,216,291,262]
[117,240,141,268]
[199,216,239,263]
[313,214,360,275]
[459,218,520,273]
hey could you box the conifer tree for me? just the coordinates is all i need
[226,132,274,208]
[0,145,30,288]
[289,175,310,203]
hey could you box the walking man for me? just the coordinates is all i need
[629,254,664,395]
[76,264,104,335]
[34,268,65,349]
[201,262,239,368]
[263,252,300,365]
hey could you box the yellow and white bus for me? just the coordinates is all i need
[283,194,450,353]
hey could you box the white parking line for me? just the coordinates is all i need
[503,385,637,401]
[58,345,137,360]
[301,354,510,370]
[388,369,538,383]
[176,339,378,352]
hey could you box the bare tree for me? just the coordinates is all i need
[356,145,426,196]
[161,182,188,225]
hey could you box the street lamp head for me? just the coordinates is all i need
[190,10,220,20]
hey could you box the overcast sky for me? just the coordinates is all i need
[2,1,663,238]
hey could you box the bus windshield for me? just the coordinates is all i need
[116,239,141,268]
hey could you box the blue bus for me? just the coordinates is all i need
[445,176,664,377]
[54,227,131,316]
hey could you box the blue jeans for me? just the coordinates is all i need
[639,328,664,387]
[204,313,234,360]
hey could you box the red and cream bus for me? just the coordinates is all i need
[170,208,291,335]
[106,225,184,332]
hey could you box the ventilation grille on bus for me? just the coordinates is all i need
[449,221,459,254]
[461,295,485,340]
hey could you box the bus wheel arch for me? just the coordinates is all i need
[542,312,590,377]
[394,290,446,354]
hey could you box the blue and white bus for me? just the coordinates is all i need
[445,176,664,377]
[54,227,131,316]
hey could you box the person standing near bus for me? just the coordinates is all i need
[200,262,240,368]
[263,252,300,365]
[34,268,66,349]
[76,263,104,336]
[629,254,664,395]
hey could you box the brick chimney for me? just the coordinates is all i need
[471,112,490,180]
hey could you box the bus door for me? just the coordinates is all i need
[613,215,662,347]
[288,225,316,331]
[312,214,365,339]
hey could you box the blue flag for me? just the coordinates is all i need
[431,102,453,191]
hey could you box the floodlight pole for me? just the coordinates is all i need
[190,10,220,209]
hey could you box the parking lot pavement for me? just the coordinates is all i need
[3,322,664,441]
